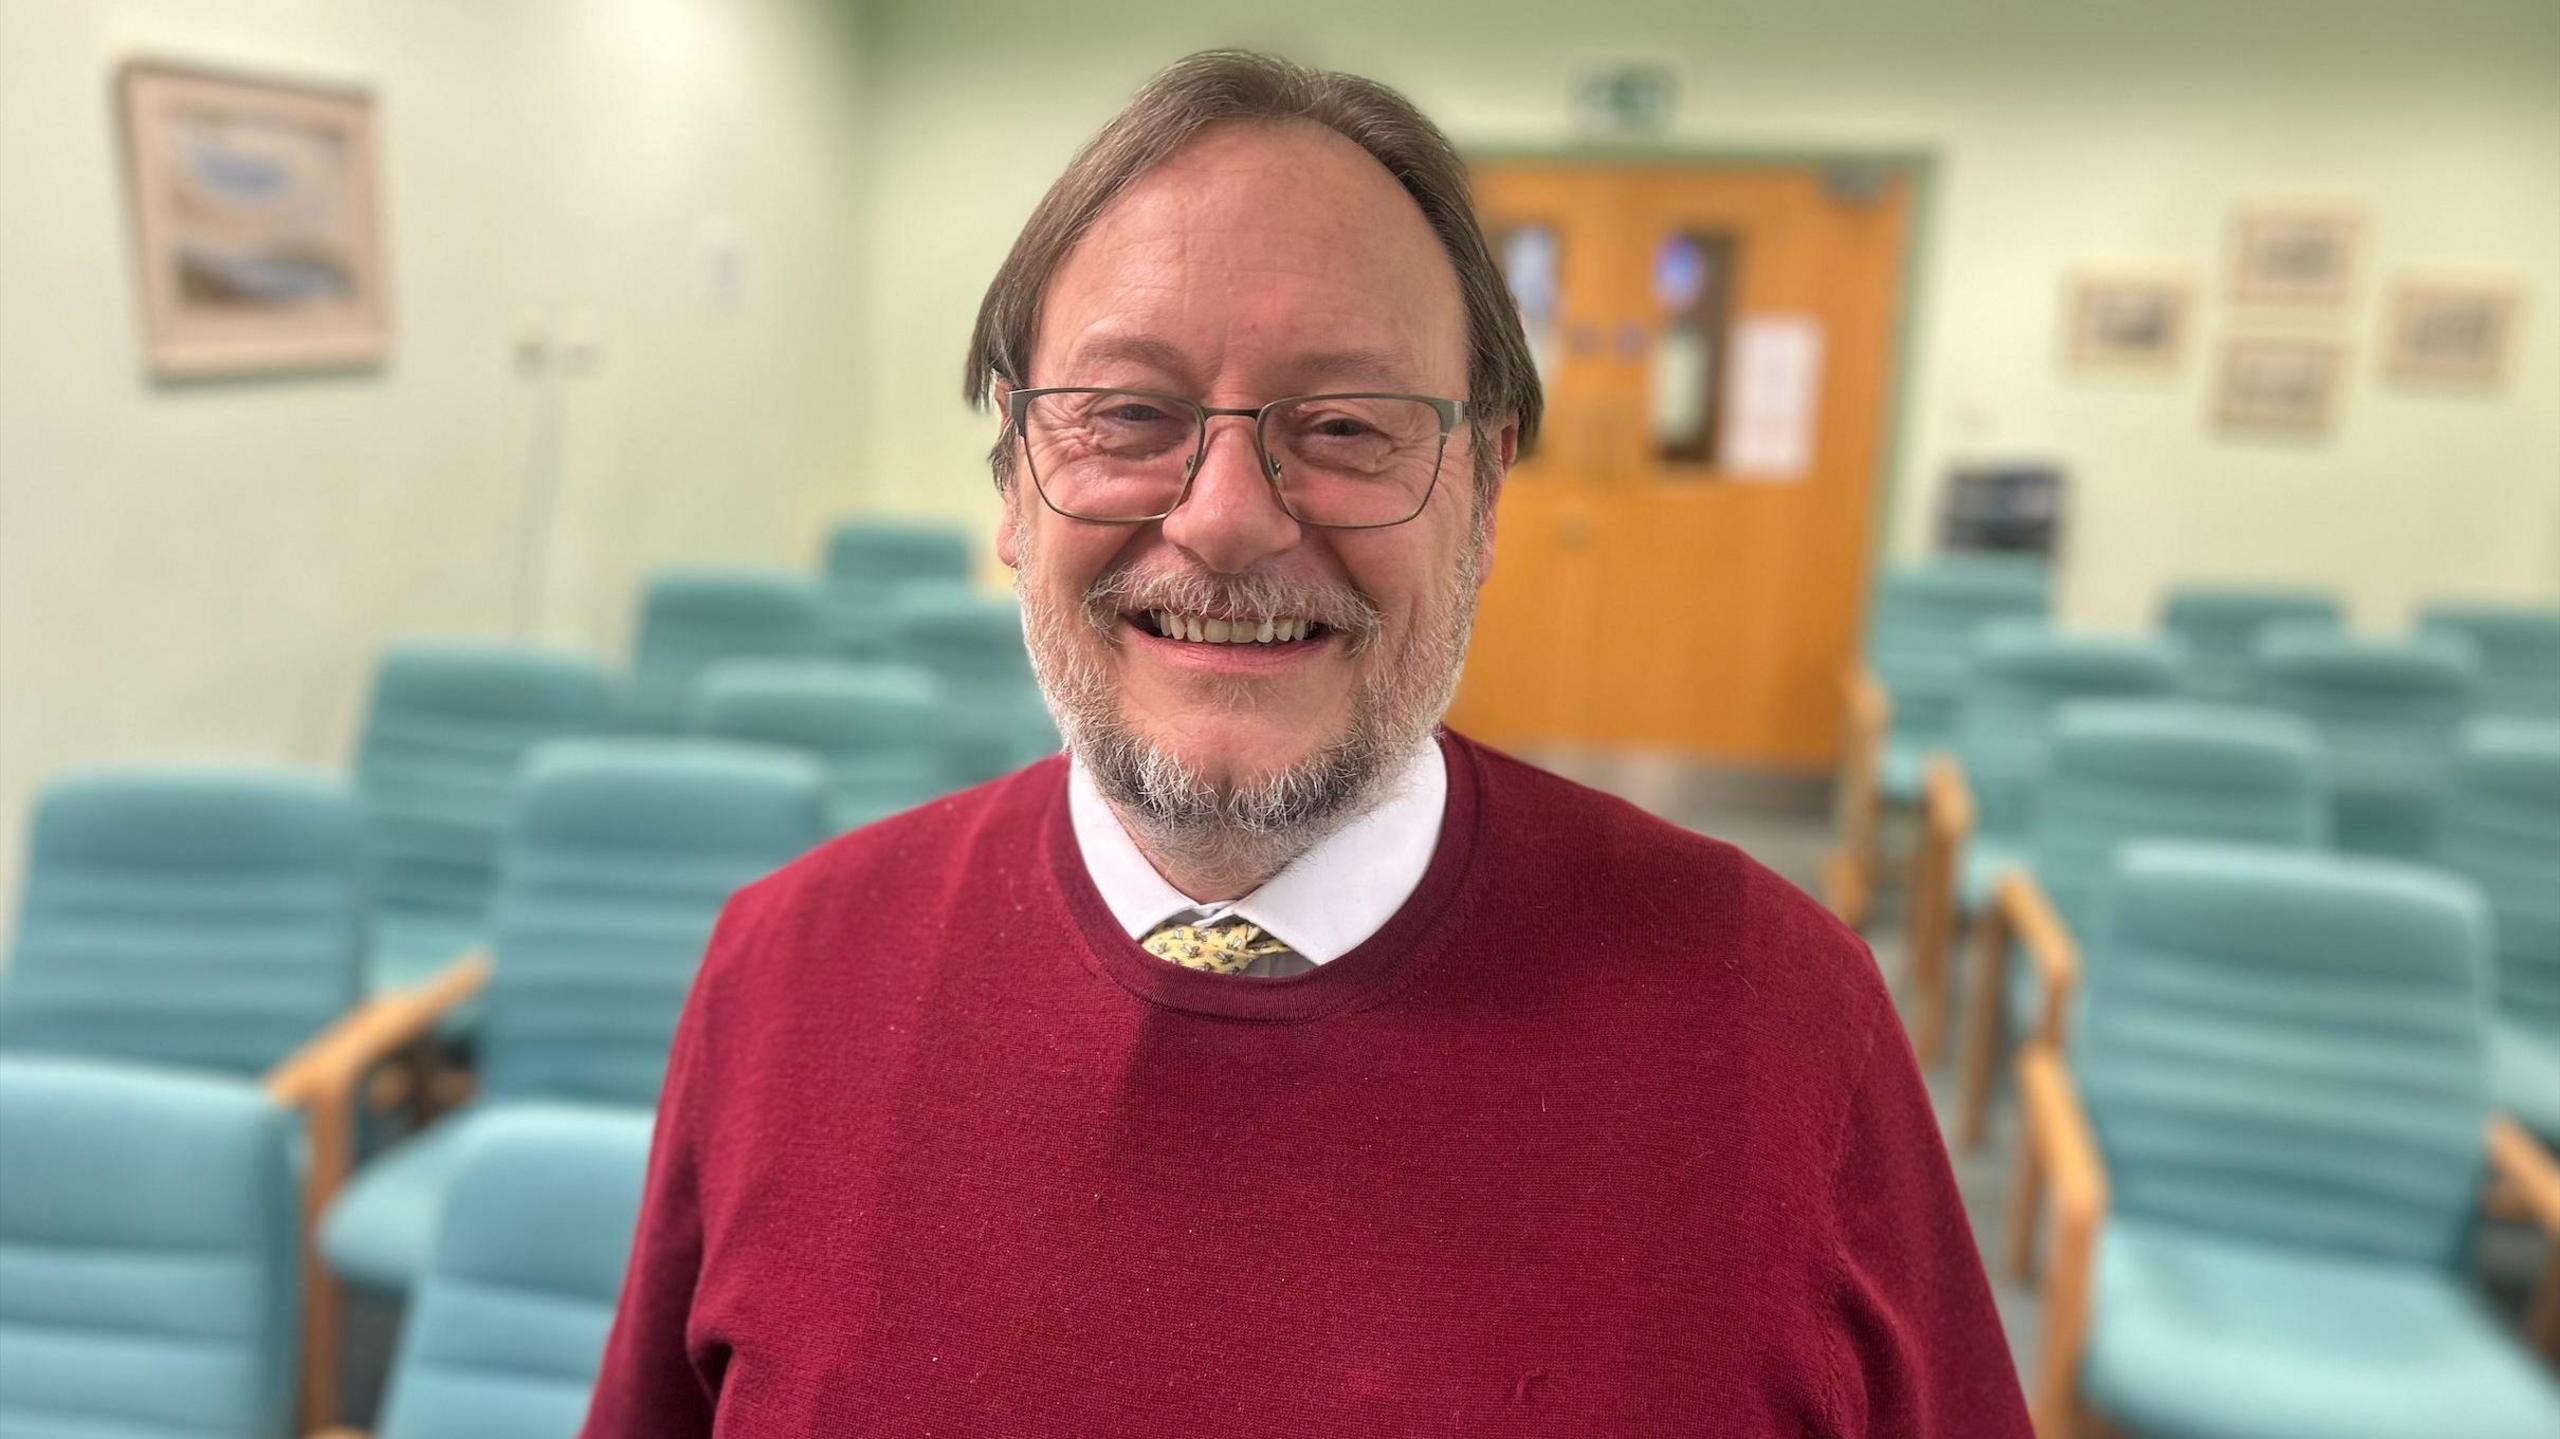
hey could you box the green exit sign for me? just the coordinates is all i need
[1574,62,1680,137]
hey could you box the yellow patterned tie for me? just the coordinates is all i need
[1141,917,1294,975]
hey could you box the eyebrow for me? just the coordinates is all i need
[1055,337,1426,394]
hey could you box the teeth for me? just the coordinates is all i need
[1146,612,1317,645]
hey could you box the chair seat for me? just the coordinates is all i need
[2086,1222,2560,1439]
[322,1113,483,1292]
[1880,740,1928,805]
[1958,837,2028,916]
[2493,1023,2560,1143]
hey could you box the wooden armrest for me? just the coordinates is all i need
[2489,1117,2560,1235]
[1843,664,1889,740]
[1996,871,2082,1054]
[309,1428,370,1439]
[266,952,490,1107]
[1921,753,1974,848]
[2019,1043,2109,1438]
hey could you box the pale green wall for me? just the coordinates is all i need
[856,0,2560,626]
[0,0,874,924]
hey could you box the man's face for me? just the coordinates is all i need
[999,121,1510,843]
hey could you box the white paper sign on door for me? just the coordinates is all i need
[1720,315,1824,481]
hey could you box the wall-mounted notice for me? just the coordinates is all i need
[1720,315,1825,480]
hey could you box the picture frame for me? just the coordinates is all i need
[2229,204,2361,309]
[116,59,391,379]
[2063,273,2192,372]
[2215,337,2345,437]
[2381,277,2523,387]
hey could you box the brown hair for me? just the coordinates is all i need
[962,49,1541,504]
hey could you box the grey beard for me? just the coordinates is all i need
[1013,508,1482,886]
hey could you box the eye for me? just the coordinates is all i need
[1101,401,1170,425]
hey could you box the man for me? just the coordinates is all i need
[587,50,2027,1436]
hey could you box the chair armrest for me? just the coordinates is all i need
[1995,871,2082,1055]
[266,952,491,1110]
[2019,1043,2109,1439]
[1843,664,1889,743]
[1921,752,1974,850]
[2488,1117,2560,1234]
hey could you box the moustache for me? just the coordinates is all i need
[1079,561,1384,648]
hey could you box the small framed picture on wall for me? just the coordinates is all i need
[2230,204,2362,308]
[2064,273,2192,372]
[117,59,391,379]
[2381,278,2523,388]
[2215,337,2345,437]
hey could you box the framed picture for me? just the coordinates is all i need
[2064,273,2192,371]
[2215,337,2345,437]
[2230,204,2361,308]
[116,60,390,378]
[2382,278,2523,387]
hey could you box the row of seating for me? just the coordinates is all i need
[0,515,1037,1432]
[0,1054,646,1439]
[1825,562,2560,928]
[1824,556,2560,1437]
[0,740,829,1429]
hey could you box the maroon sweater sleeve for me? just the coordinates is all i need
[1822,1004,2032,1437]
[580,891,745,1437]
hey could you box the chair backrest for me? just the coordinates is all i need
[821,518,974,657]
[478,740,828,1108]
[2253,624,2481,856]
[0,1055,300,1437]
[2080,843,2491,1270]
[1952,623,2186,841]
[1863,555,2052,752]
[0,770,363,1077]
[374,1106,652,1439]
[2159,584,2342,702]
[887,584,1061,780]
[355,644,619,987]
[629,570,828,729]
[2030,701,2328,940]
[2436,718,2560,1042]
[688,658,960,829]
[2420,602,2560,721]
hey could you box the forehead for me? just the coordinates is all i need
[1033,121,1468,393]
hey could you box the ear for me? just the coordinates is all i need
[992,381,1025,571]
[1468,416,1519,585]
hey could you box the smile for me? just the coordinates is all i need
[1132,610,1332,645]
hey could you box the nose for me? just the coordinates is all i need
[1159,414,1303,574]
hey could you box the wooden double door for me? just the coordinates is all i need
[1448,160,1915,770]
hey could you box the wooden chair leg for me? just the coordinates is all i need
[2531,1247,2560,1359]
[1958,912,2008,1152]
[298,1088,350,1430]
[2008,1127,2046,1284]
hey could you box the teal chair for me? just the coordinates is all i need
[689,658,963,830]
[628,569,829,729]
[0,1055,301,1439]
[887,583,1062,784]
[1905,624,2183,1064]
[2013,843,2560,1438]
[1827,555,2049,927]
[319,739,825,1303]
[2160,584,2342,702]
[1955,700,2327,1147]
[2254,624,2480,857]
[370,1107,652,1439]
[1862,555,2052,803]
[821,517,975,658]
[0,769,363,1078]
[2437,719,2560,1143]
[2422,602,2560,722]
[354,644,619,992]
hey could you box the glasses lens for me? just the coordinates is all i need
[1019,390,1195,520]
[1261,396,1446,527]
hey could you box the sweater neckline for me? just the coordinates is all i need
[1043,731,1484,1022]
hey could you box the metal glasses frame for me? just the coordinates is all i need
[1004,386,1467,530]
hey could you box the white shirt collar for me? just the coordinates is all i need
[1066,739,1447,966]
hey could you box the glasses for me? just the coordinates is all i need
[1006,387,1466,529]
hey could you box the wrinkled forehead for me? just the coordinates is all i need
[1033,121,1469,397]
